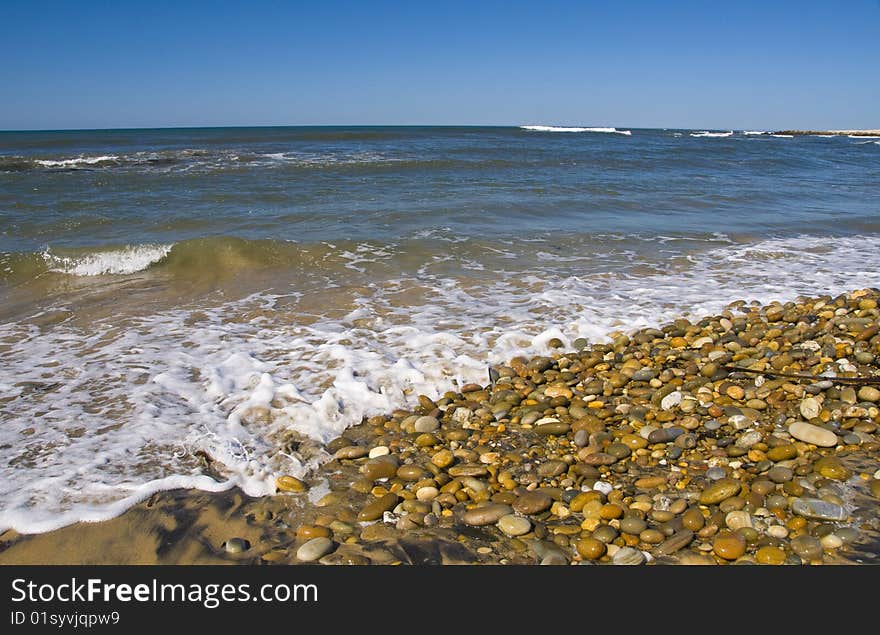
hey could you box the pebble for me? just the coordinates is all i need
[431,449,454,468]
[358,493,400,521]
[820,534,843,550]
[791,498,848,521]
[725,510,752,531]
[498,514,532,536]
[414,416,440,433]
[224,538,250,554]
[462,504,513,526]
[699,478,742,505]
[513,490,553,515]
[767,466,793,483]
[766,445,798,462]
[755,546,786,565]
[713,530,747,560]
[296,537,334,562]
[620,516,648,535]
[788,421,838,447]
[576,537,607,560]
[858,386,880,402]
[368,446,390,459]
[661,391,683,410]
[813,456,850,481]
[335,446,368,460]
[416,486,439,502]
[681,508,705,531]
[612,547,646,565]
[799,397,821,420]
[790,535,823,561]
[276,475,307,493]
[653,529,695,556]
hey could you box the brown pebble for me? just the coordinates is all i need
[713,530,746,560]
[576,537,607,560]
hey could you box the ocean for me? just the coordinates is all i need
[1,125,879,534]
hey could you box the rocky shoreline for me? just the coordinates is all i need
[2,288,880,565]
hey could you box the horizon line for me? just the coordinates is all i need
[0,123,835,134]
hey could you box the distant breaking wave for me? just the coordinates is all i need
[690,131,734,138]
[742,131,766,136]
[520,125,632,135]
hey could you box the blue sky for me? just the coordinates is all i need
[1,0,878,130]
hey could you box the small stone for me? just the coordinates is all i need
[224,538,250,554]
[661,391,682,410]
[416,486,439,502]
[755,546,786,565]
[634,475,667,489]
[358,493,400,521]
[813,456,851,481]
[296,525,331,540]
[414,416,440,433]
[681,508,705,531]
[766,525,788,539]
[726,385,745,400]
[276,475,307,493]
[620,516,648,535]
[858,386,880,402]
[576,537,607,560]
[820,534,843,550]
[790,535,823,561]
[612,547,646,565]
[535,422,570,435]
[653,529,695,556]
[368,446,390,459]
[799,397,821,420]
[725,510,753,531]
[498,514,532,537]
[335,446,368,460]
[537,460,568,477]
[767,466,793,483]
[431,450,454,468]
[513,490,553,515]
[789,421,838,447]
[766,445,798,462]
[713,530,746,560]
[791,498,847,521]
[448,464,487,477]
[699,478,742,505]
[462,503,513,526]
[296,537,334,562]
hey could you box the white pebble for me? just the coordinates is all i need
[766,525,789,539]
[592,480,613,495]
[416,486,438,502]
[368,446,389,458]
[820,534,843,550]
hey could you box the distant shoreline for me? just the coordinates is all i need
[772,129,880,137]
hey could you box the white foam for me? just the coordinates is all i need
[690,131,734,138]
[5,234,880,534]
[849,135,880,139]
[742,131,767,135]
[521,125,632,135]
[36,155,119,167]
[771,134,794,138]
[41,244,173,276]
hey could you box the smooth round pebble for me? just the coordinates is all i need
[297,537,334,562]
[498,514,532,537]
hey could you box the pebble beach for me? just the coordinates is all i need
[3,288,879,566]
